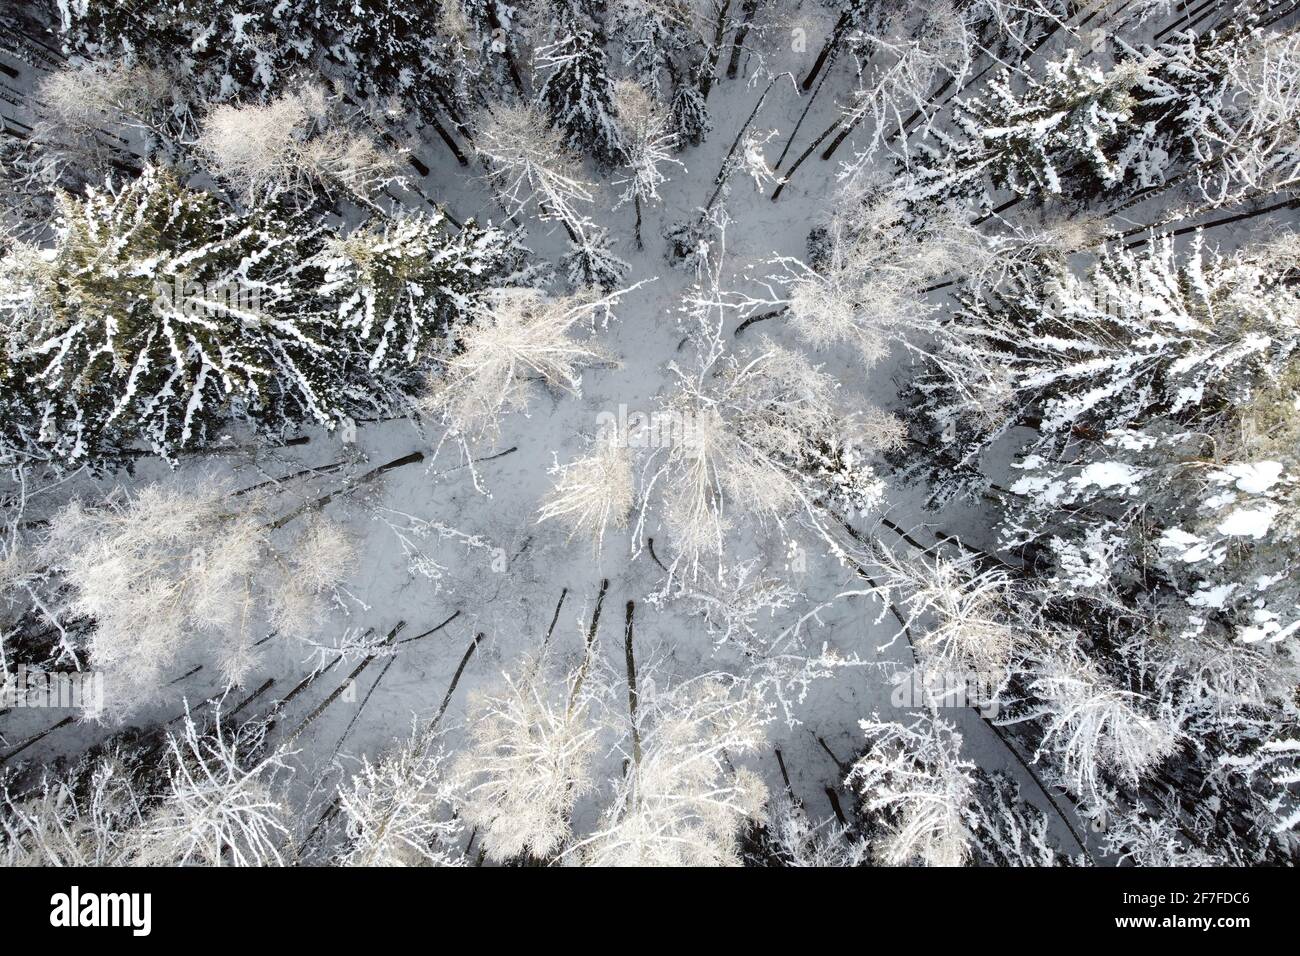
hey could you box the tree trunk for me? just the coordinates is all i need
[542,587,568,649]
[624,600,642,768]
[726,0,759,79]
[1122,194,1300,249]
[268,450,426,531]
[824,787,849,826]
[704,78,776,214]
[485,1,527,96]
[284,622,407,741]
[802,12,849,91]
[819,110,863,161]
[1152,0,1220,42]
[698,0,734,102]
[424,632,489,736]
[427,114,469,166]
[734,306,788,337]
[771,112,841,200]
[775,59,834,169]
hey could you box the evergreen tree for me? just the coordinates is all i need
[320,211,520,372]
[460,0,532,95]
[899,230,1300,863]
[56,0,319,114]
[317,0,480,130]
[668,72,711,148]
[536,9,627,166]
[0,167,344,462]
[612,0,692,100]
[913,50,1149,211]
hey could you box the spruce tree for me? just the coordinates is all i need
[913,50,1148,211]
[320,211,520,372]
[537,9,626,166]
[1,166,342,462]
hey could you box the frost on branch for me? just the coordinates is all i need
[335,728,463,867]
[1017,642,1180,815]
[419,286,620,444]
[643,329,892,573]
[537,436,635,556]
[573,676,769,866]
[128,710,293,867]
[1,752,141,866]
[453,654,602,863]
[475,103,597,229]
[612,81,683,248]
[862,546,1017,680]
[756,794,869,867]
[31,59,174,182]
[834,0,978,175]
[847,712,976,867]
[776,181,993,366]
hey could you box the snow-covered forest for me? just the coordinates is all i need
[0,0,1297,869]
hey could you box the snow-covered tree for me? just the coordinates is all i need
[901,219,1300,859]
[1013,641,1181,815]
[611,0,693,100]
[28,480,352,716]
[641,329,893,573]
[475,102,597,229]
[318,211,519,372]
[967,770,1065,867]
[913,49,1152,209]
[847,712,976,866]
[536,14,626,166]
[1101,810,1223,867]
[128,710,293,866]
[1119,21,1300,209]
[834,0,978,172]
[668,76,711,148]
[335,728,464,867]
[419,286,620,443]
[3,704,296,867]
[756,794,869,867]
[29,58,176,182]
[563,225,631,291]
[537,436,636,555]
[612,82,683,247]
[862,546,1017,680]
[771,179,994,366]
[196,85,400,210]
[571,676,770,866]
[453,653,602,862]
[906,232,1300,504]
[316,0,481,131]
[1,750,141,866]
[0,166,347,462]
